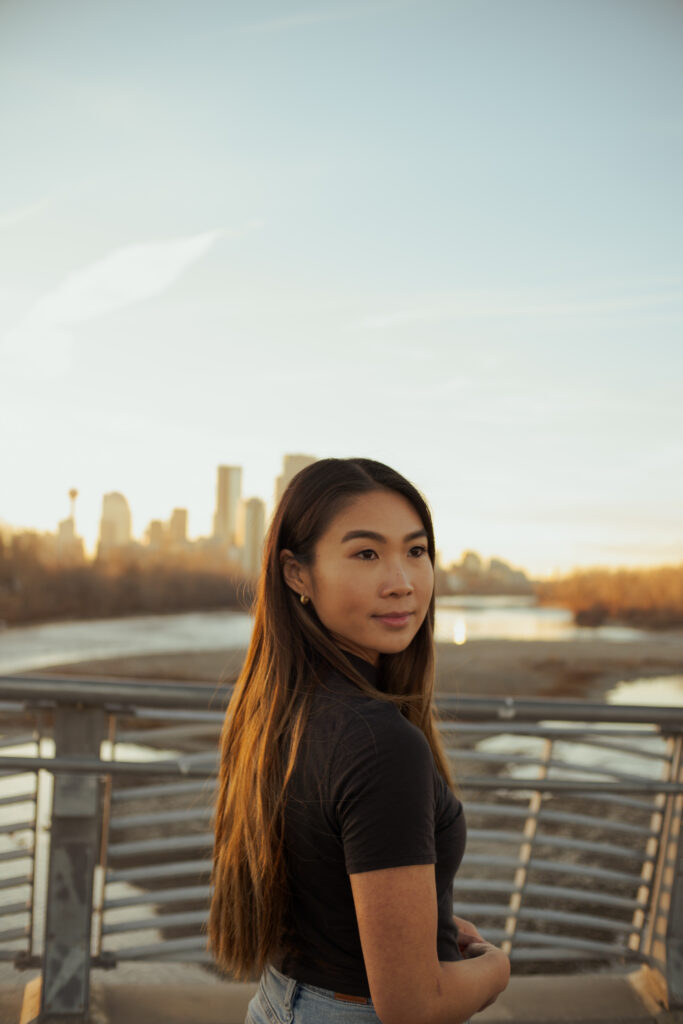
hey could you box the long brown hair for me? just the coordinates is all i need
[207,457,454,979]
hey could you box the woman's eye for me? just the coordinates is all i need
[410,545,428,557]
[355,549,378,560]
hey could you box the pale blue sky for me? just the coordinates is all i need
[1,0,682,576]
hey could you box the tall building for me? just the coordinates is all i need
[98,492,132,553]
[55,487,84,563]
[274,454,316,505]
[169,508,188,544]
[213,466,242,546]
[146,520,165,548]
[242,497,266,576]
[56,516,84,563]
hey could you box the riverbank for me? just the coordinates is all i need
[41,633,683,701]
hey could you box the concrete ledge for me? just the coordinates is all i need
[90,977,257,1024]
[478,969,669,1024]
[1,966,681,1024]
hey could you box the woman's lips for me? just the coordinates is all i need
[373,613,413,628]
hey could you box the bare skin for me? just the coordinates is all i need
[280,489,434,666]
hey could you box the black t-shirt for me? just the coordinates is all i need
[271,650,467,997]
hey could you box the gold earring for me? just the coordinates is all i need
[300,594,310,605]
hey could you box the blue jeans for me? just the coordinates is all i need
[246,958,475,1024]
[245,962,382,1024]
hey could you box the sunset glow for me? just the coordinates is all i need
[1,2,681,579]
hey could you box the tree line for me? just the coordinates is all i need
[0,534,254,626]
[2,532,681,631]
[535,563,683,630]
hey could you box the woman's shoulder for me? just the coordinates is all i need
[311,666,431,757]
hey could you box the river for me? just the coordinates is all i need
[0,596,661,675]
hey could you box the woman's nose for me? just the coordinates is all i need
[380,564,414,595]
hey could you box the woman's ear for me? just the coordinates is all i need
[279,548,308,598]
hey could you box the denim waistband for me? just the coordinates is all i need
[268,962,372,1003]
[247,962,380,1023]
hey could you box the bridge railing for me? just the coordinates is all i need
[0,674,681,1021]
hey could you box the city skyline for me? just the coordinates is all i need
[1,2,681,578]
[1,447,680,581]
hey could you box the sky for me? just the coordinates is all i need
[1,0,682,579]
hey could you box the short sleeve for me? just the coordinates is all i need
[331,707,437,874]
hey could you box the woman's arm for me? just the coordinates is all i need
[439,943,510,1020]
[350,864,510,1024]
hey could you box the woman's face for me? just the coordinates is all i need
[282,489,434,666]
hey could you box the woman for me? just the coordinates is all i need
[208,458,510,1024]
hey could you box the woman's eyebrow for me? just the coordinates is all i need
[340,529,428,544]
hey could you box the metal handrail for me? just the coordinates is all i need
[0,673,681,1019]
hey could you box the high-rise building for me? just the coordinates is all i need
[242,497,266,576]
[213,466,242,546]
[56,516,84,563]
[146,520,165,548]
[274,454,316,505]
[55,487,84,563]
[98,492,132,553]
[169,508,188,544]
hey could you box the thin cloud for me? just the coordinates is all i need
[2,229,222,375]
[350,285,683,331]
[0,199,49,230]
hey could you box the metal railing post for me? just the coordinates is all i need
[665,736,683,1009]
[502,736,553,954]
[40,705,106,1022]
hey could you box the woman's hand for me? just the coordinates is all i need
[453,915,510,1011]
[460,939,511,1011]
[453,912,485,954]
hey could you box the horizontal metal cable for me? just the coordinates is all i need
[460,853,646,885]
[452,878,647,911]
[0,874,32,892]
[0,848,33,864]
[466,828,651,861]
[453,902,641,934]
[111,779,213,802]
[459,776,683,794]
[0,820,35,836]
[0,901,30,919]
[0,791,37,807]
[109,807,210,831]
[115,724,220,744]
[150,950,215,963]
[442,723,661,737]
[129,707,225,722]
[0,925,30,942]
[464,801,658,837]
[505,929,642,957]
[564,790,659,812]
[0,755,214,777]
[448,729,668,763]
[457,749,672,786]
[509,947,641,962]
[107,834,214,858]
[4,676,682,728]
[102,909,208,935]
[104,885,209,909]
[105,935,209,959]
[106,859,212,884]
